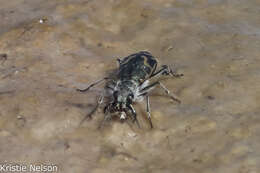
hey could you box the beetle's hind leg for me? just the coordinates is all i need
[76,77,110,92]
[162,65,183,78]
[151,65,183,79]
[158,82,181,103]
[146,95,153,128]
[139,81,181,103]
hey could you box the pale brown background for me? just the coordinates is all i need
[0,0,260,172]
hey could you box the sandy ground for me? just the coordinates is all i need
[0,0,260,172]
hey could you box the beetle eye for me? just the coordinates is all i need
[127,95,133,104]
[113,91,119,98]
[128,94,134,99]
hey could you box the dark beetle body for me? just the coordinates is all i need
[106,51,158,113]
[118,51,157,83]
[77,51,183,128]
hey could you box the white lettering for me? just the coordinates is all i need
[0,163,57,172]
[30,164,58,172]
[0,164,6,171]
[30,165,40,171]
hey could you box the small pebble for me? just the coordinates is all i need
[207,95,215,100]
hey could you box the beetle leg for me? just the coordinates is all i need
[78,94,104,126]
[163,65,183,78]
[76,77,110,92]
[150,65,167,77]
[127,104,140,128]
[150,65,183,79]
[117,58,122,67]
[138,81,158,95]
[103,102,112,114]
[98,102,115,129]
[139,81,181,103]
[98,111,112,129]
[158,82,181,103]
[146,95,153,128]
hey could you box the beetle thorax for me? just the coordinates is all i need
[115,88,129,103]
[112,80,136,108]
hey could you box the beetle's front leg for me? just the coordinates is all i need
[127,104,140,128]
[98,111,112,129]
[79,94,104,126]
[98,103,114,129]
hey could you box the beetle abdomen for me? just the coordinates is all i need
[118,51,157,83]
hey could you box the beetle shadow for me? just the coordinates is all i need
[64,100,94,109]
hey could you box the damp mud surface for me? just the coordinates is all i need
[0,0,260,172]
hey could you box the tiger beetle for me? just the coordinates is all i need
[77,51,183,128]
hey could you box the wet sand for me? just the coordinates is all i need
[0,0,260,172]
